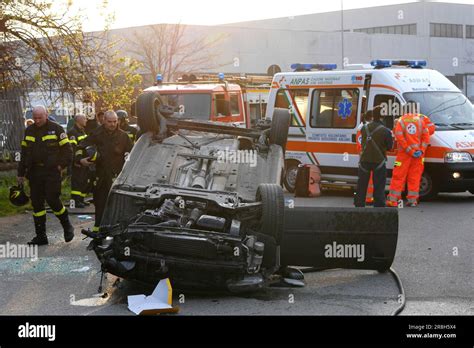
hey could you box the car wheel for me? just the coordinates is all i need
[136,91,163,133]
[419,171,438,201]
[283,160,299,193]
[269,108,291,152]
[256,184,284,244]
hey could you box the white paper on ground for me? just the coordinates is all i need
[127,278,175,315]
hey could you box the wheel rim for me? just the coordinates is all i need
[285,166,298,189]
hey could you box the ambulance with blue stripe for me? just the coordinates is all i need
[266,60,474,199]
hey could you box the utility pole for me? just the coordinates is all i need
[341,0,345,69]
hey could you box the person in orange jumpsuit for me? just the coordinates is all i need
[356,114,374,204]
[387,102,431,207]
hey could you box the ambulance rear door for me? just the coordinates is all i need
[304,83,363,180]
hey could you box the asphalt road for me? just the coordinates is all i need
[0,190,473,316]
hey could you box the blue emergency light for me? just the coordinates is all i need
[218,72,225,81]
[156,74,163,83]
[370,59,427,69]
[291,63,337,72]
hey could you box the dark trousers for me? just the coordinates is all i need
[28,167,67,235]
[29,168,64,214]
[92,174,114,230]
[71,164,89,201]
[355,161,387,208]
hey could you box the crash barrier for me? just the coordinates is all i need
[281,207,398,271]
[0,99,23,167]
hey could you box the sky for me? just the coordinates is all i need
[62,0,474,32]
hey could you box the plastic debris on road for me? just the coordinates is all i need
[128,278,179,315]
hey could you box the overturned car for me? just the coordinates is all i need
[86,91,295,292]
[86,91,399,293]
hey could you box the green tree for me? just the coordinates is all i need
[94,55,143,110]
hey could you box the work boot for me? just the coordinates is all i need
[28,235,49,245]
[57,209,75,243]
[28,215,48,246]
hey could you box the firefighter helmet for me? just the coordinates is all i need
[85,145,99,162]
[9,184,29,206]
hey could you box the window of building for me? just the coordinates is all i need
[274,89,309,127]
[310,89,359,129]
[430,23,463,38]
[467,25,474,39]
[353,24,416,36]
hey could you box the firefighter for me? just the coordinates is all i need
[117,110,137,143]
[355,107,393,208]
[386,102,431,207]
[77,110,133,233]
[68,114,89,208]
[85,111,104,135]
[17,105,74,245]
[356,111,374,205]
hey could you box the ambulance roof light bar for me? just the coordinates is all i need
[291,63,338,72]
[370,59,427,69]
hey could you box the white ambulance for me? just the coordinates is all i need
[266,60,474,199]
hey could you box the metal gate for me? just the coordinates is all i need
[0,99,23,165]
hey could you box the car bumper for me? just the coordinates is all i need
[427,162,474,192]
[93,227,267,291]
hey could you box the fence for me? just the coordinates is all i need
[0,99,23,170]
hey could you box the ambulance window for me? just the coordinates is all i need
[373,94,402,129]
[310,88,359,129]
[274,89,309,127]
[230,94,240,115]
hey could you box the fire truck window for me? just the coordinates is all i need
[215,94,227,116]
[373,94,401,129]
[274,89,309,127]
[310,88,359,129]
[230,94,240,115]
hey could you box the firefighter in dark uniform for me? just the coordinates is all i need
[85,111,104,135]
[68,114,89,208]
[76,110,133,233]
[117,110,137,143]
[17,106,75,245]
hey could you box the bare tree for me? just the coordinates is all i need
[0,0,143,112]
[0,0,110,100]
[127,24,228,83]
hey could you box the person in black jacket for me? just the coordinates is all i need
[116,110,137,143]
[85,111,104,135]
[355,106,394,208]
[68,114,89,208]
[17,106,74,245]
[76,110,133,233]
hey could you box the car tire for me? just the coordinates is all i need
[419,171,439,201]
[269,108,291,152]
[283,160,299,193]
[136,91,163,133]
[256,184,285,244]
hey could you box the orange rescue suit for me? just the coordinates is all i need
[387,113,432,206]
